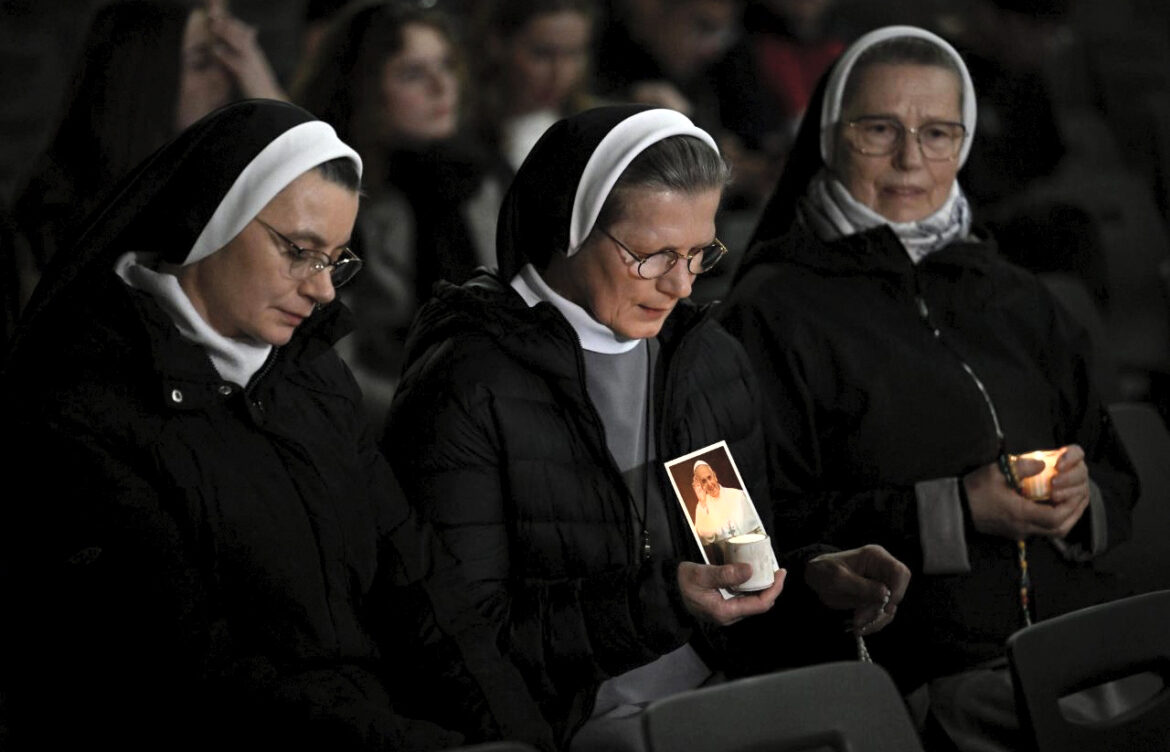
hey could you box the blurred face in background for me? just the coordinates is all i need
[502,10,592,115]
[176,8,233,130]
[636,0,738,82]
[380,22,459,143]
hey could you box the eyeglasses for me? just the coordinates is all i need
[598,226,728,280]
[843,116,966,161]
[256,219,362,288]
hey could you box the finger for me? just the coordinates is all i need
[1050,462,1088,491]
[699,562,752,589]
[856,545,911,604]
[857,603,898,635]
[1055,444,1084,470]
[809,558,889,610]
[1023,492,1086,536]
[721,569,786,622]
[1012,457,1046,480]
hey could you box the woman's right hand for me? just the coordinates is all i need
[964,458,1088,539]
[677,561,785,626]
[206,1,287,101]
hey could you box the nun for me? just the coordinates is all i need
[0,100,512,751]
[385,104,911,750]
[718,26,1139,750]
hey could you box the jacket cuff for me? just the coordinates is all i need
[1051,479,1108,561]
[915,477,971,574]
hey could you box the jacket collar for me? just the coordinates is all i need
[749,222,1001,280]
[403,270,708,385]
[119,275,353,410]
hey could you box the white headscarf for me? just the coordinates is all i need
[116,112,362,385]
[803,26,977,262]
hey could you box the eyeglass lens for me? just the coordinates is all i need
[637,244,724,279]
[848,117,964,160]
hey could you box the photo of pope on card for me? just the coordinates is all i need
[665,441,778,597]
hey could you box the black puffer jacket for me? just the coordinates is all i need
[0,272,504,751]
[720,224,1139,688]
[384,271,779,745]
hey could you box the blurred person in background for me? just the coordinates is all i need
[711,0,847,210]
[11,0,285,318]
[468,0,598,174]
[592,0,741,133]
[295,0,504,427]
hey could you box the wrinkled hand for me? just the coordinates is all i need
[207,4,286,100]
[678,561,785,627]
[965,446,1090,540]
[804,545,910,635]
[1048,444,1091,511]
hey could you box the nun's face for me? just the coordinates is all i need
[834,63,963,223]
[178,169,359,346]
[545,187,721,340]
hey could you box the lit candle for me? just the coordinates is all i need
[1012,449,1064,500]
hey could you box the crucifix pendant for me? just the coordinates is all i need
[641,528,652,561]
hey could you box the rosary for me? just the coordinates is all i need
[854,590,891,663]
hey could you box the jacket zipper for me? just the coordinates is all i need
[914,294,1006,446]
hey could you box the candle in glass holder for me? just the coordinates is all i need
[1012,449,1064,500]
[724,533,775,591]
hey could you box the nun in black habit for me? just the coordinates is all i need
[0,99,534,751]
[385,104,911,751]
[717,26,1140,750]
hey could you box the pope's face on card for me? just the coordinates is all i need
[695,464,721,499]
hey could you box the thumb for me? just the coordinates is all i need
[704,562,752,589]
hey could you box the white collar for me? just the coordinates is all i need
[510,264,641,354]
[115,251,272,387]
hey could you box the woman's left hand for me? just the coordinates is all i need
[207,3,287,101]
[1046,444,1092,538]
[804,545,911,635]
[678,562,786,626]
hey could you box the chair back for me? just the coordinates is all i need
[1099,402,1170,594]
[1007,589,1170,752]
[641,661,924,752]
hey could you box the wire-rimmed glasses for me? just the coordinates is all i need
[843,116,966,161]
[597,226,728,280]
[256,218,363,288]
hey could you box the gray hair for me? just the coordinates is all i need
[594,135,730,230]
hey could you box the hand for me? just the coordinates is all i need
[965,449,1090,540]
[692,480,705,503]
[677,561,785,627]
[804,545,910,635]
[629,81,693,116]
[1048,444,1091,515]
[207,6,287,100]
